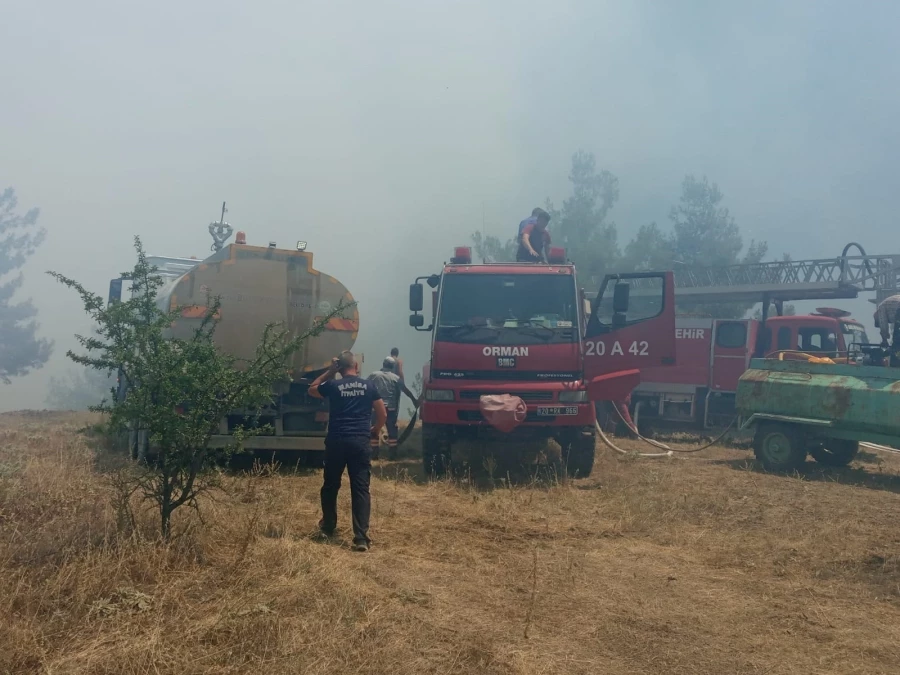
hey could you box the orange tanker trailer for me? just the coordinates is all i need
[108,207,360,461]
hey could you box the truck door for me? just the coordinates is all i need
[710,320,751,392]
[584,272,676,388]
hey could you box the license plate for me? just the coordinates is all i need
[536,406,578,416]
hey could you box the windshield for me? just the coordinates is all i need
[436,273,578,344]
[841,321,870,348]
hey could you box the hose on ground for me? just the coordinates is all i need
[597,401,738,457]
[393,391,736,457]
[595,418,673,458]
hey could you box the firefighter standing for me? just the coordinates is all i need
[308,351,386,552]
[390,347,405,383]
[874,294,900,367]
[367,357,416,458]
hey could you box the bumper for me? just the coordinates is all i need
[420,400,596,427]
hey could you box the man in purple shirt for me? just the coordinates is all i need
[516,208,551,262]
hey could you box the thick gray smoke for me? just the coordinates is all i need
[2,0,898,409]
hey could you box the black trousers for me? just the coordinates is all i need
[321,436,372,543]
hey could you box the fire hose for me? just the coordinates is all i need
[381,390,421,450]
[389,392,734,458]
[596,401,737,458]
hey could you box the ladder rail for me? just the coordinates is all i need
[586,246,900,304]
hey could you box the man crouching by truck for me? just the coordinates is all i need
[309,351,387,552]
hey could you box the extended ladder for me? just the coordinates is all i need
[594,243,900,305]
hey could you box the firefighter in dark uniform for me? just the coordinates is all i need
[308,351,387,552]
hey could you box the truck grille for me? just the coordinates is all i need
[457,410,547,422]
[458,391,554,402]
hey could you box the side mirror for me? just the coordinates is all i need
[613,282,630,314]
[409,314,425,328]
[409,283,424,312]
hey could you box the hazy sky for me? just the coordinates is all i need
[2,0,899,409]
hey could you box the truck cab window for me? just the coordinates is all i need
[715,322,747,349]
[593,275,664,327]
[436,273,577,345]
[798,327,837,354]
[840,321,869,350]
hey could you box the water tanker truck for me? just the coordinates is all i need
[736,348,900,471]
[108,209,359,460]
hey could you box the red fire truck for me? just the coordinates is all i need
[611,242,900,430]
[631,309,871,429]
[408,245,676,476]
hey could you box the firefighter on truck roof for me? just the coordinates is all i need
[516,208,552,263]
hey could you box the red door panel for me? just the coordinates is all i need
[583,272,676,394]
[710,320,751,392]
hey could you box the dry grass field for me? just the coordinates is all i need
[2,411,900,674]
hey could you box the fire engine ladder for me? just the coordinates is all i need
[592,243,900,309]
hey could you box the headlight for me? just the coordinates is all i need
[425,389,454,402]
[559,390,588,403]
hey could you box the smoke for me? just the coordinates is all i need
[2,0,898,408]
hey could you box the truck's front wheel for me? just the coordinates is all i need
[563,428,596,478]
[809,440,859,467]
[753,423,807,472]
[422,423,451,477]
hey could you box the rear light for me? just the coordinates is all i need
[559,390,588,403]
[451,247,472,264]
[547,247,566,264]
[425,389,455,402]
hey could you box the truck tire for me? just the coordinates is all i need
[753,423,807,472]
[809,440,859,467]
[563,429,596,478]
[422,423,451,477]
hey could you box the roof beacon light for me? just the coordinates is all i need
[296,240,308,251]
[268,241,277,248]
[451,246,472,265]
[235,231,247,245]
[815,307,852,319]
[548,246,566,264]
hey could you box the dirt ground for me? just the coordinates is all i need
[2,411,900,674]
